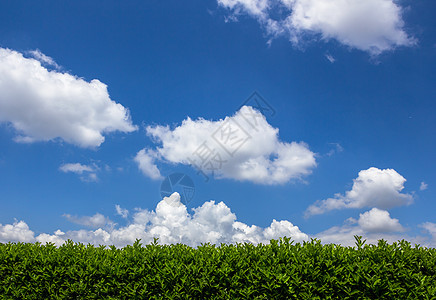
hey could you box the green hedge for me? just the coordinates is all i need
[1,237,435,299]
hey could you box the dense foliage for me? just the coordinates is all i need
[0,237,435,299]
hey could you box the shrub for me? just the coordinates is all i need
[0,236,435,299]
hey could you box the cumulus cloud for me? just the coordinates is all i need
[36,230,66,246]
[217,0,415,54]
[63,213,115,229]
[2,195,435,248]
[134,149,163,180]
[138,106,316,185]
[315,225,418,247]
[357,208,404,233]
[314,208,431,247]
[9,192,309,247]
[0,48,137,148]
[59,163,99,182]
[305,167,414,217]
[0,220,35,243]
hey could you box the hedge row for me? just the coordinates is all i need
[1,237,435,299]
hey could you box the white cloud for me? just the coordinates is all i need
[134,149,163,180]
[325,54,336,64]
[115,205,129,219]
[218,0,415,54]
[141,105,316,184]
[3,195,435,248]
[0,48,137,148]
[357,208,404,233]
[326,142,343,156]
[63,213,114,229]
[37,228,112,246]
[218,0,269,17]
[315,208,431,247]
[28,49,61,70]
[0,220,35,243]
[86,173,98,182]
[59,163,94,174]
[420,182,428,191]
[36,230,66,245]
[13,192,309,247]
[420,222,436,240]
[59,163,98,182]
[305,167,414,217]
[315,225,419,247]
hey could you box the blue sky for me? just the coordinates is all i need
[0,0,435,247]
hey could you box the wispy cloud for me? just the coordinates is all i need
[326,142,343,156]
[59,163,99,182]
[420,182,428,191]
[63,213,115,229]
[28,49,61,70]
[325,54,336,64]
[134,149,163,180]
[420,222,436,241]
[115,205,129,219]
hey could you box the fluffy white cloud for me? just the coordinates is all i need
[63,213,115,229]
[59,163,98,182]
[0,220,35,243]
[315,225,418,247]
[36,230,66,245]
[218,0,415,54]
[7,192,309,247]
[134,149,163,180]
[0,48,137,148]
[357,208,404,233]
[305,167,414,217]
[284,0,414,54]
[37,228,112,246]
[315,208,431,247]
[139,106,316,184]
[3,195,435,248]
